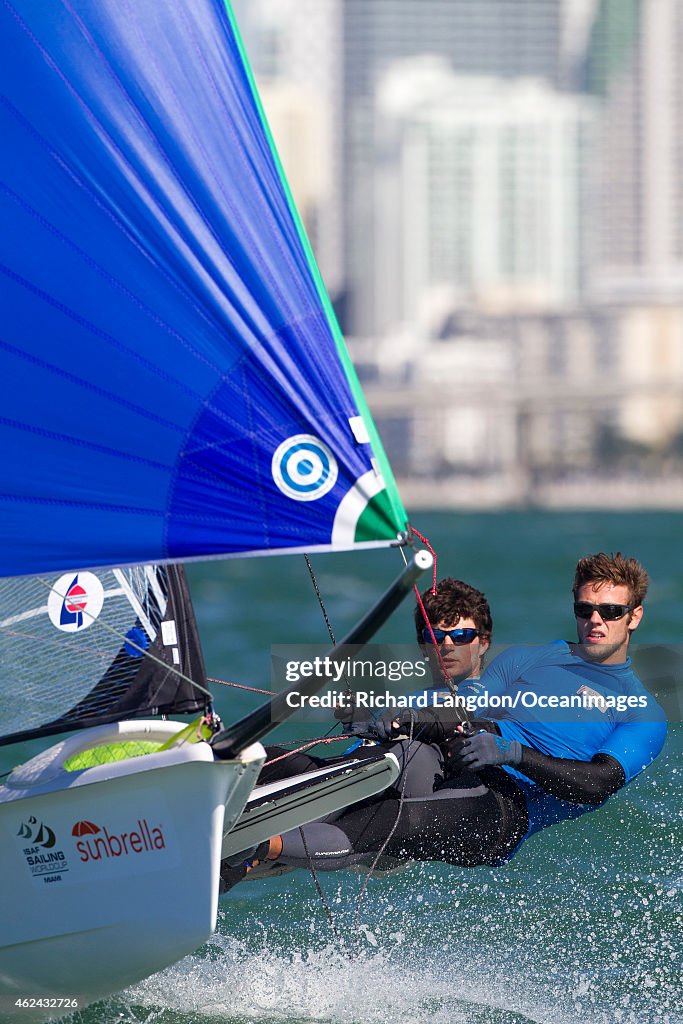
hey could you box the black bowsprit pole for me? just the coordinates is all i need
[211,549,433,760]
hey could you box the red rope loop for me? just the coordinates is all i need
[264,735,352,765]
[409,526,437,592]
[408,528,451,685]
[206,676,273,696]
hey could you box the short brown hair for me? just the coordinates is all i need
[414,577,493,643]
[573,552,649,607]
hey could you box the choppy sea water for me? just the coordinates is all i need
[64,512,683,1022]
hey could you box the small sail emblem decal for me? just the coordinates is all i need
[47,572,105,633]
[272,435,338,501]
[16,815,56,849]
[60,576,87,627]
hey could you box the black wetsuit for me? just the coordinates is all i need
[258,738,528,870]
[219,733,630,892]
[220,643,665,885]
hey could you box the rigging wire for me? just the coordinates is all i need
[300,551,354,951]
[304,553,337,645]
[351,717,415,959]
[297,825,349,950]
[207,676,273,696]
[298,545,425,956]
[303,552,356,717]
[406,526,462,700]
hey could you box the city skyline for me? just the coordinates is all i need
[231,0,683,507]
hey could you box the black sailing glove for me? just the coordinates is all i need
[390,707,467,743]
[440,720,502,775]
[344,708,448,743]
[344,717,397,741]
[449,731,523,771]
[345,708,498,745]
[334,695,366,725]
[380,706,473,743]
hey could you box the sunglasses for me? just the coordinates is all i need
[423,627,480,645]
[573,602,632,621]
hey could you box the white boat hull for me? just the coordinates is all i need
[0,721,264,1022]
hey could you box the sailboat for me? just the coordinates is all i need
[0,0,429,1019]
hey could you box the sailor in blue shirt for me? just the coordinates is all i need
[449,552,667,852]
[455,640,666,852]
[222,554,667,880]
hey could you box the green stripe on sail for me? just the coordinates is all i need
[354,486,400,544]
[224,2,407,543]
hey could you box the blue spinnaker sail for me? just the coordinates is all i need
[0,0,406,577]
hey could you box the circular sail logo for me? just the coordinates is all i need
[47,572,105,632]
[272,435,338,502]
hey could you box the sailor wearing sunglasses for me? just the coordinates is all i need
[221,554,666,883]
[417,576,492,690]
[365,551,666,864]
[363,555,662,857]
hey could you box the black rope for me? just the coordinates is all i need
[298,824,349,954]
[303,553,355,716]
[299,553,414,957]
[301,553,351,951]
[351,718,415,958]
[304,554,337,644]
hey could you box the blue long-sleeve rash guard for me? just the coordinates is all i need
[458,641,667,844]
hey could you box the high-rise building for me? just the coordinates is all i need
[584,0,683,301]
[342,0,564,95]
[228,0,683,500]
[341,0,565,332]
[232,1,568,328]
[366,59,592,336]
[229,0,344,299]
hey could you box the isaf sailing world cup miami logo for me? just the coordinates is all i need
[47,571,105,633]
[16,815,70,882]
[272,435,338,501]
